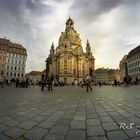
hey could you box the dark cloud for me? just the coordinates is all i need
[71,0,140,23]
[71,0,123,21]
[0,0,53,71]
[1,0,140,71]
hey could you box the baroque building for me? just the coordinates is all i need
[46,17,95,84]
[0,37,27,79]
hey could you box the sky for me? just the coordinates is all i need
[0,0,140,73]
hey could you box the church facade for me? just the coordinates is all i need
[46,17,95,84]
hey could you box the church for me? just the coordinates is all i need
[46,17,95,84]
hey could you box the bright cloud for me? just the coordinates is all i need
[0,0,140,72]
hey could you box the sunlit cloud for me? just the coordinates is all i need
[0,0,140,72]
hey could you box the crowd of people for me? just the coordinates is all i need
[0,73,139,91]
[0,76,38,88]
[40,74,93,92]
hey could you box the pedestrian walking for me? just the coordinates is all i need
[41,75,46,91]
[85,75,92,92]
[114,79,118,87]
[74,79,78,87]
[0,75,4,88]
[47,73,54,91]
[25,77,29,88]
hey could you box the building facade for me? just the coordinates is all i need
[119,55,128,82]
[25,71,44,81]
[95,68,108,83]
[108,69,120,83]
[46,17,95,84]
[95,68,120,84]
[0,49,6,75]
[0,37,27,79]
[127,45,140,79]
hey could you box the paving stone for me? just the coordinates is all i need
[0,134,12,140]
[50,126,68,135]
[102,122,120,131]
[24,127,48,140]
[0,124,9,132]
[56,118,72,126]
[71,120,86,129]
[65,130,85,140]
[16,137,27,140]
[3,120,20,127]
[4,127,25,139]
[18,121,37,130]
[87,119,101,125]
[43,134,64,140]
[100,116,114,123]
[131,137,140,140]
[88,136,108,140]
[38,121,55,129]
[107,130,129,140]
[74,116,86,120]
[1,86,140,140]
[87,126,105,136]
[86,114,98,119]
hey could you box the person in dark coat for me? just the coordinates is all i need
[41,75,46,91]
[114,79,118,87]
[85,75,92,92]
[25,77,29,88]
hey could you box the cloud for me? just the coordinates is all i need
[0,0,140,72]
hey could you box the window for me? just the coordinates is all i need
[14,67,17,70]
[11,66,13,70]
[64,59,67,74]
[14,73,16,77]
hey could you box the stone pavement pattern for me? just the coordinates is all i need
[0,86,140,140]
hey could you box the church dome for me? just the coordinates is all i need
[58,17,81,47]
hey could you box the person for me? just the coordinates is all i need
[50,73,54,91]
[114,79,118,87]
[25,77,29,88]
[0,75,4,88]
[16,77,20,88]
[85,75,92,92]
[98,81,102,87]
[41,75,46,91]
[74,79,78,87]
[47,74,51,91]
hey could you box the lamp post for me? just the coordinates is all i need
[45,57,49,79]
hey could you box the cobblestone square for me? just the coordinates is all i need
[0,85,140,140]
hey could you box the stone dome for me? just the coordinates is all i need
[58,17,81,46]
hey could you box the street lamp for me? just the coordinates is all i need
[45,57,49,79]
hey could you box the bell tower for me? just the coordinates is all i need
[66,17,74,29]
[50,42,54,55]
[86,40,91,53]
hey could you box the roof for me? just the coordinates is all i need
[0,37,27,55]
[128,45,140,58]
